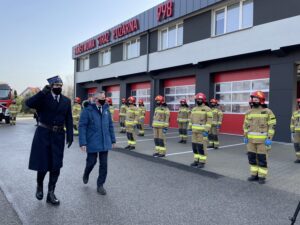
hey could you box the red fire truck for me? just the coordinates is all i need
[0,82,13,124]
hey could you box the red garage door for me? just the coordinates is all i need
[214,67,270,135]
[164,76,196,128]
[106,85,120,122]
[131,82,151,125]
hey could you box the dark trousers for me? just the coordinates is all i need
[84,151,108,187]
[37,170,60,190]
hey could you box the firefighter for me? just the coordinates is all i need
[189,93,212,168]
[177,99,190,144]
[119,98,127,133]
[152,95,170,157]
[137,99,146,136]
[124,96,139,150]
[8,100,19,125]
[72,97,82,136]
[290,98,300,163]
[208,99,223,149]
[243,91,276,184]
[106,97,115,122]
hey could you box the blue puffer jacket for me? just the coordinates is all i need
[79,103,116,152]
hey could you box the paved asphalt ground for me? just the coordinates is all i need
[0,119,300,225]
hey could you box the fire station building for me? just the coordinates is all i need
[73,0,300,142]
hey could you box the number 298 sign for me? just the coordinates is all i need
[157,0,174,22]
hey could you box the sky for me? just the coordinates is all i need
[0,0,165,93]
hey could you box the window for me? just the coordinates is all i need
[99,48,111,66]
[124,38,140,60]
[131,89,151,111]
[215,78,270,114]
[164,85,195,111]
[79,56,89,71]
[159,23,183,50]
[213,0,253,36]
[106,91,120,109]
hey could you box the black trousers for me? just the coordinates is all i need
[84,151,108,187]
[37,170,60,189]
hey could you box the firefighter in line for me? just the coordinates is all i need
[8,100,19,125]
[152,95,170,157]
[189,93,212,168]
[243,91,276,184]
[72,97,82,136]
[208,99,223,149]
[290,98,300,163]
[124,96,139,150]
[119,98,127,133]
[106,97,115,122]
[177,99,190,144]
[137,99,146,136]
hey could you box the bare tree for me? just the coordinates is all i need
[62,74,74,100]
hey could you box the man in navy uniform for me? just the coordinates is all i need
[26,75,73,206]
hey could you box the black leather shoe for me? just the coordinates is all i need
[248,175,259,182]
[36,185,43,200]
[46,191,60,205]
[83,173,89,184]
[97,186,107,195]
[190,161,199,168]
[258,177,266,184]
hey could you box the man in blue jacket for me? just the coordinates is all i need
[79,91,116,195]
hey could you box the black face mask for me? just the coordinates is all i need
[298,104,300,108]
[156,102,161,106]
[196,100,203,106]
[211,104,216,108]
[181,104,185,107]
[52,87,62,95]
[98,99,106,105]
[252,102,260,108]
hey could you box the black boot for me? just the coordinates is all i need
[294,159,300,163]
[182,140,187,144]
[36,184,43,200]
[178,139,183,143]
[258,177,266,184]
[197,163,205,168]
[83,172,89,184]
[97,185,107,195]
[190,161,199,168]
[247,175,259,182]
[124,145,131,150]
[129,146,135,150]
[153,152,160,157]
[46,186,60,206]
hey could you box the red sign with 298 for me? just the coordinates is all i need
[157,0,174,22]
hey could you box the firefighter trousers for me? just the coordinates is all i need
[119,116,126,132]
[178,122,188,141]
[247,142,269,178]
[153,128,166,155]
[208,126,219,148]
[126,125,136,146]
[10,114,17,125]
[137,118,145,135]
[293,133,300,160]
[192,131,208,164]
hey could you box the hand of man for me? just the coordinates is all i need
[112,143,116,149]
[67,141,73,148]
[80,146,87,152]
[42,85,51,95]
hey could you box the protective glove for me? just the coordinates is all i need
[67,141,73,148]
[42,85,51,95]
[163,128,168,134]
[264,139,272,146]
[202,131,208,137]
[243,138,249,144]
[188,129,192,135]
[216,125,221,129]
[291,133,295,142]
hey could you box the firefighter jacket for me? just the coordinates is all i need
[72,103,82,123]
[243,107,276,144]
[177,106,190,123]
[152,106,170,128]
[290,110,300,133]
[125,105,139,126]
[8,104,19,115]
[189,105,212,132]
[119,104,127,117]
[138,106,146,120]
[109,105,115,116]
[211,108,223,126]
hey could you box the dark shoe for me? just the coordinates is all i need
[258,177,266,184]
[46,191,60,205]
[190,161,199,168]
[178,140,183,143]
[197,163,205,168]
[36,185,43,200]
[157,154,166,158]
[247,175,259,182]
[97,186,107,195]
[129,146,135,150]
[294,159,300,163]
[153,153,160,157]
[214,147,219,149]
[124,145,131,150]
[83,173,89,184]
[182,140,187,144]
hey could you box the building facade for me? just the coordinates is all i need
[73,0,300,142]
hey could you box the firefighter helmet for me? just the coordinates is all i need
[180,99,187,104]
[106,97,112,105]
[250,91,266,104]
[74,97,81,104]
[155,95,164,104]
[138,99,144,105]
[210,98,218,104]
[195,93,207,103]
[121,98,126,104]
[127,96,136,104]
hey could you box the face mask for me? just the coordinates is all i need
[52,87,62,95]
[156,102,161,106]
[196,100,203,106]
[181,104,185,107]
[252,102,260,108]
[98,99,106,105]
[298,104,300,108]
[211,104,216,108]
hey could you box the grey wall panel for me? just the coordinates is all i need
[174,0,181,19]
[254,0,300,26]
[194,0,201,10]
[200,0,208,8]
[183,10,211,44]
[180,0,187,16]
[148,7,154,29]
[111,43,123,63]
[89,52,99,69]
[149,31,158,53]
[140,34,148,56]
[76,59,80,72]
[187,0,194,14]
